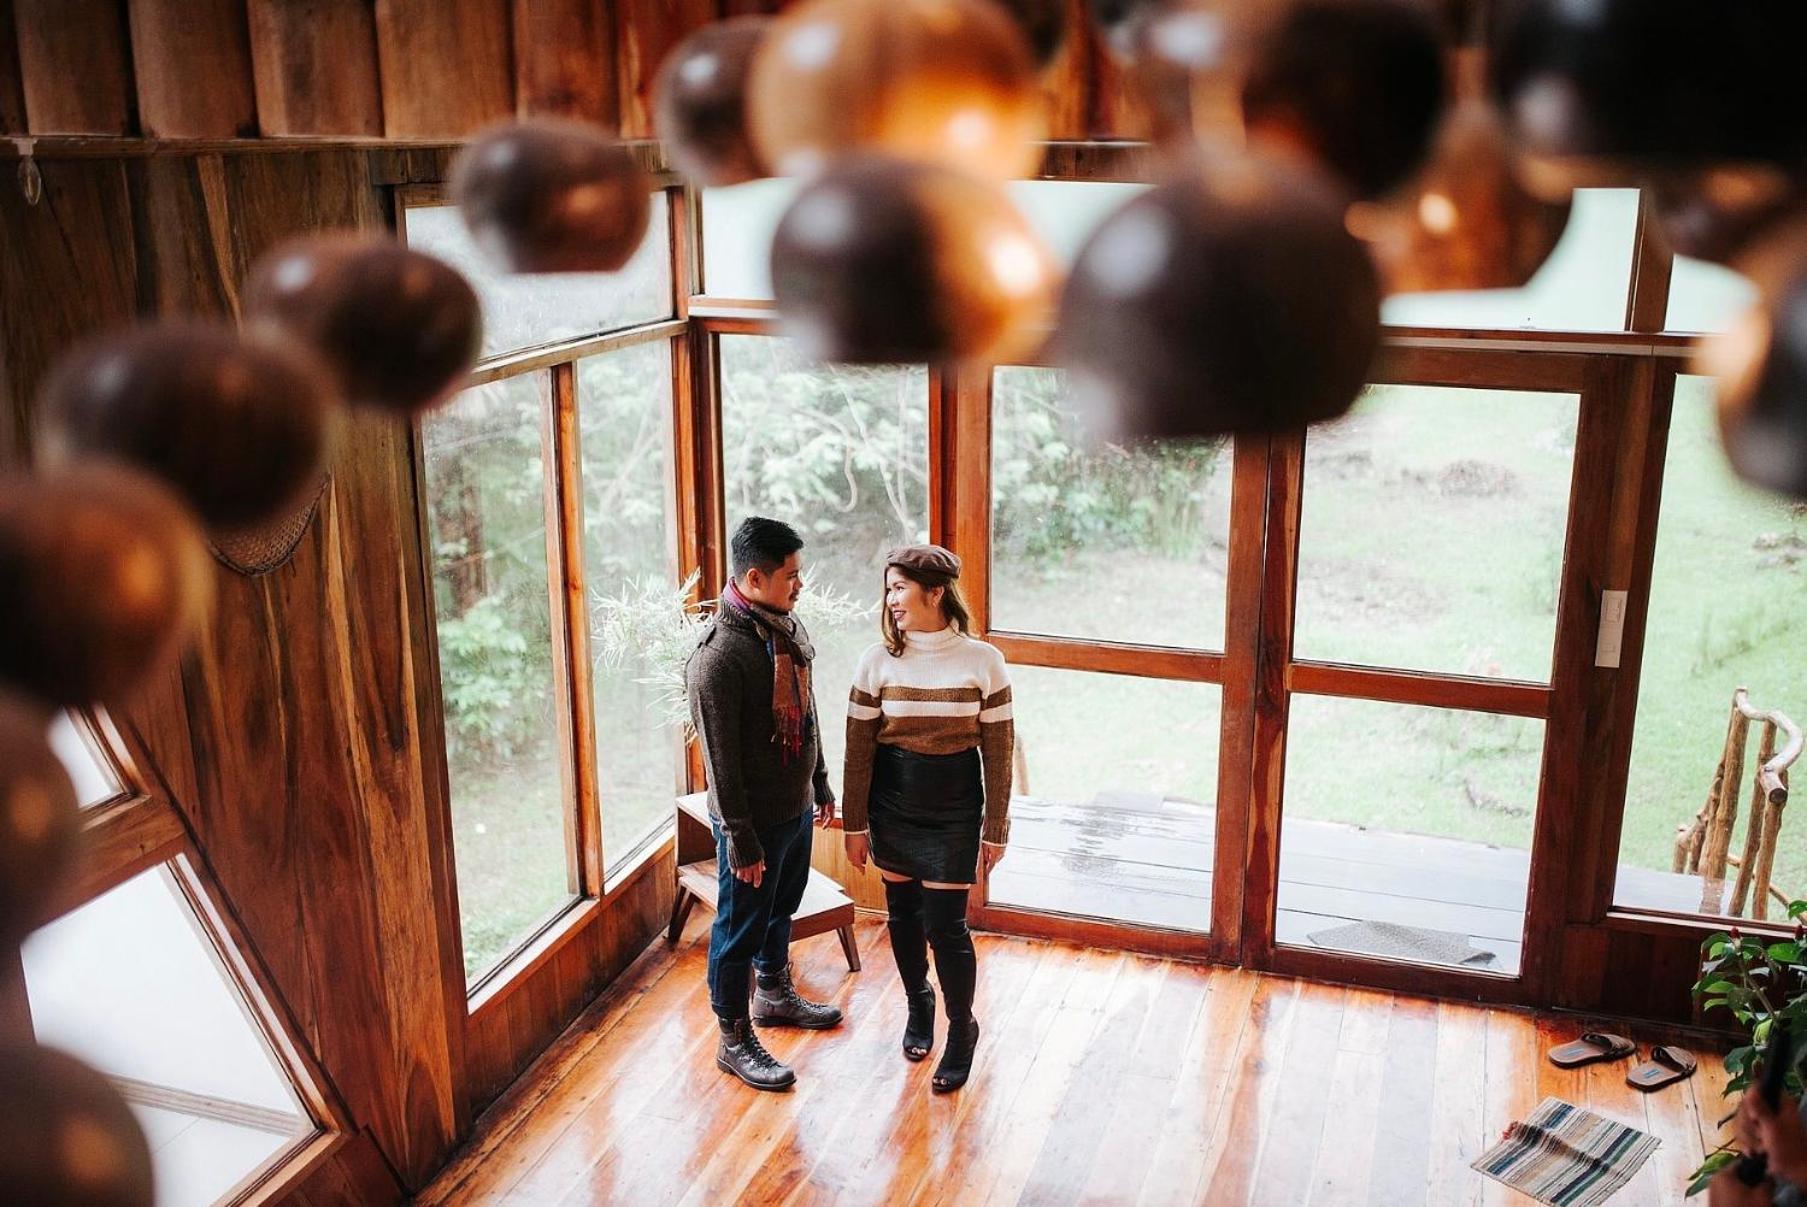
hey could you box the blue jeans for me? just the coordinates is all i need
[706,811,813,1019]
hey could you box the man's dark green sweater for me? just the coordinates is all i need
[684,603,833,869]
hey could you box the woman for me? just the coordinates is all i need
[840,544,1013,1092]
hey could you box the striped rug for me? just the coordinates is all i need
[1471,1097,1660,1206]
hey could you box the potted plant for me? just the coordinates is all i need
[1688,901,1807,1195]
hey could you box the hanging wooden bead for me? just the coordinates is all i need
[245,234,482,417]
[0,692,79,941]
[655,18,772,188]
[1057,148,1381,438]
[747,0,1045,183]
[38,321,333,529]
[0,1045,154,1207]
[1238,0,1448,201]
[1702,230,1807,500]
[770,154,1055,363]
[1490,0,1807,200]
[451,119,653,272]
[0,464,213,709]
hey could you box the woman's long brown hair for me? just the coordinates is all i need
[880,564,972,657]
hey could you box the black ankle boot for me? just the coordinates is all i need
[716,1017,796,1091]
[932,1018,979,1093]
[903,985,936,1061]
[752,964,844,1030]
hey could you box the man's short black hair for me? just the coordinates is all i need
[731,516,804,578]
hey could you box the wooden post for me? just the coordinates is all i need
[1702,702,1749,878]
[1750,770,1789,922]
[1729,721,1776,916]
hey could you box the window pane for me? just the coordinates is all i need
[1380,188,1640,331]
[1277,695,1543,974]
[1616,375,1807,917]
[991,366,1232,649]
[700,179,1151,298]
[1294,384,1578,681]
[1665,255,1759,334]
[49,711,118,807]
[578,342,682,874]
[405,195,673,361]
[986,665,1218,932]
[422,373,574,981]
[23,864,314,1207]
[719,335,927,797]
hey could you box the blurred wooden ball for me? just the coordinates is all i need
[246,234,482,417]
[655,18,771,187]
[748,0,1045,183]
[1646,168,1804,267]
[1348,98,1571,293]
[771,155,1055,363]
[0,464,213,708]
[0,1045,154,1207]
[1702,235,1807,500]
[1490,0,1807,199]
[39,321,332,529]
[0,692,79,941]
[1240,0,1448,201]
[452,119,653,273]
[1057,150,1381,438]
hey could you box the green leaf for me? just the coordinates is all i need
[1768,943,1802,963]
[1687,1150,1740,1196]
[1788,900,1806,919]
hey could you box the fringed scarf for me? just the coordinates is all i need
[721,581,816,763]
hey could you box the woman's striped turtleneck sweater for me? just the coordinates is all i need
[841,627,1015,845]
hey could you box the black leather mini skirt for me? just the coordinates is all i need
[868,744,983,884]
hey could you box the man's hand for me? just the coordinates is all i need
[1741,1088,1807,1186]
[1708,1165,1773,1207]
[734,860,765,888]
[816,797,836,827]
[844,831,869,871]
[981,842,1006,877]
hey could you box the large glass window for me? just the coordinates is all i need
[1293,384,1578,682]
[23,864,317,1207]
[578,343,682,875]
[422,373,574,981]
[405,195,673,360]
[991,365,1233,649]
[1380,188,1641,331]
[987,665,1218,932]
[1617,375,1807,917]
[1277,695,1544,975]
[1666,256,1759,335]
[718,335,926,796]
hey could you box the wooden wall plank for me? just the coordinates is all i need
[1038,0,1090,141]
[613,0,715,139]
[246,0,383,137]
[0,0,27,134]
[13,0,136,135]
[126,0,258,138]
[278,1130,406,1206]
[374,0,515,138]
[123,155,237,317]
[514,0,619,129]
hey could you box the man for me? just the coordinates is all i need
[685,516,844,1091]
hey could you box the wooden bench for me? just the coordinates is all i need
[667,792,861,971]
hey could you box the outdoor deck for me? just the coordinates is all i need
[988,793,1708,976]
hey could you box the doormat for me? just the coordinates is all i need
[1472,1097,1659,1206]
[1306,920,1497,966]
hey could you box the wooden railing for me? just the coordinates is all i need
[1674,688,1802,919]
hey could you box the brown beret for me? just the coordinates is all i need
[885,543,962,579]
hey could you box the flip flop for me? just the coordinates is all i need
[1547,1031,1635,1068]
[1627,1045,1697,1092]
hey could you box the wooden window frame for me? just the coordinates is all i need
[399,184,699,1006]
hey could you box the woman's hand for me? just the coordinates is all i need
[844,830,869,871]
[1740,1088,1807,1187]
[981,841,1006,877]
[815,796,836,827]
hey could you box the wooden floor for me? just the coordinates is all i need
[420,918,1732,1206]
[990,793,1708,976]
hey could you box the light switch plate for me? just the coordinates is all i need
[1595,589,1628,668]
